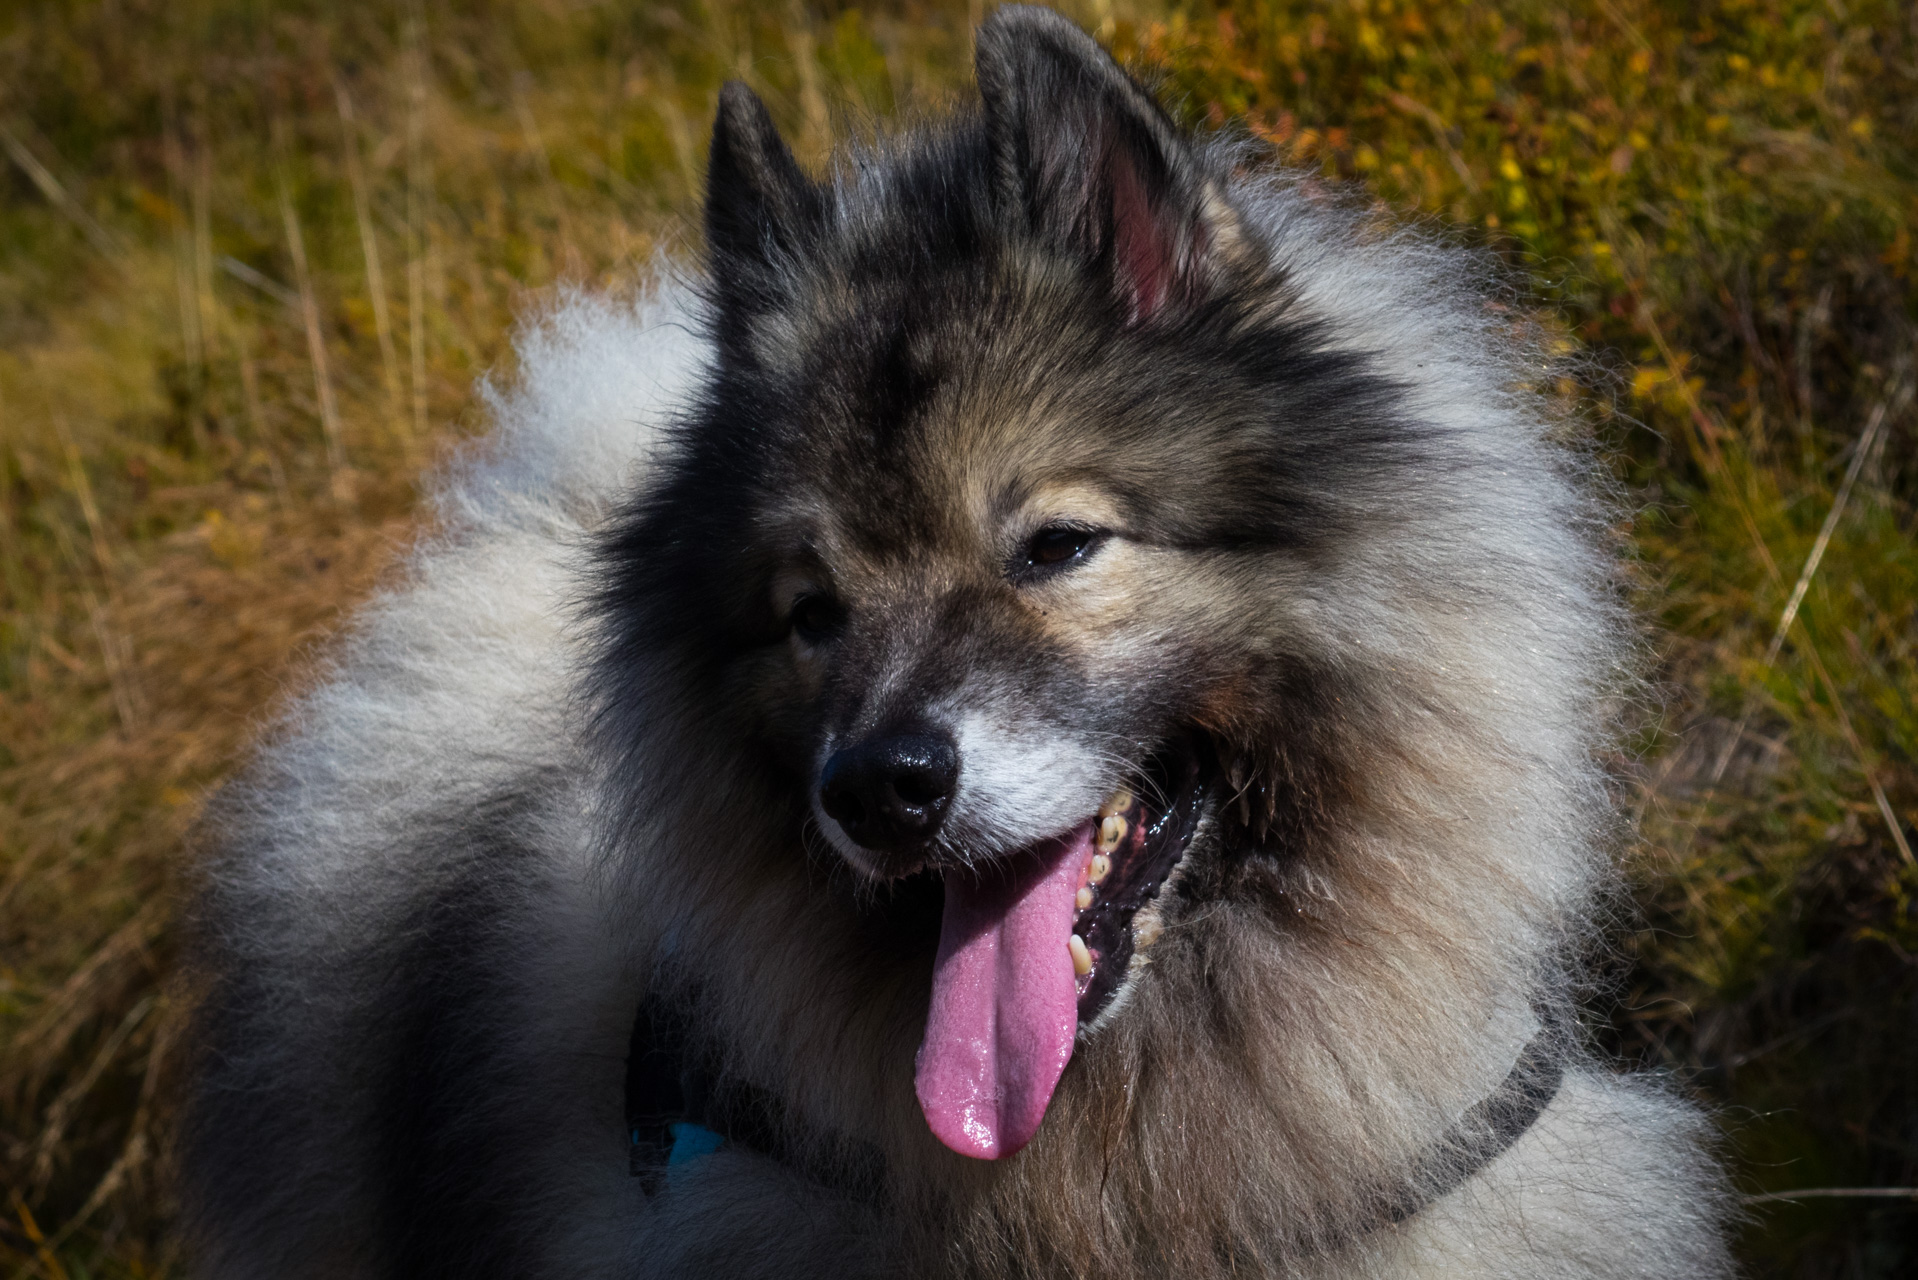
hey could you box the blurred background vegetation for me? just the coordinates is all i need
[0,0,1911,1275]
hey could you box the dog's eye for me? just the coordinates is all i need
[789,594,842,643]
[1012,524,1104,580]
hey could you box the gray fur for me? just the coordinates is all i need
[181,9,1734,1277]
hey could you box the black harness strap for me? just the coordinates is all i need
[623,995,691,1190]
[623,993,789,1192]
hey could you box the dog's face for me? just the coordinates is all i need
[599,10,1418,1160]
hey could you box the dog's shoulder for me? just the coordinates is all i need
[179,284,709,1279]
[202,285,705,908]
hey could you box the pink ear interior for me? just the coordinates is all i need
[1105,139,1206,327]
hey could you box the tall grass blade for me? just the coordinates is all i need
[334,78,407,439]
[274,150,348,492]
[0,122,127,265]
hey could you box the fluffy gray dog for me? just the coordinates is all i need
[181,7,1735,1276]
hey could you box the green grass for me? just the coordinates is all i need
[3,0,1913,1276]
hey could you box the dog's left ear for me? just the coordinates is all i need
[976,6,1240,326]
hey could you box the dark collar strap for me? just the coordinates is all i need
[624,995,1565,1225]
[1383,1009,1566,1226]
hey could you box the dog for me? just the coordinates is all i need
[181,8,1735,1276]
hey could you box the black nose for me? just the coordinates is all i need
[819,729,960,850]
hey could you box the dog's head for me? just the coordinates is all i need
[593,7,1600,1170]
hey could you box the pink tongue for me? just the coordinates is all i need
[914,824,1090,1159]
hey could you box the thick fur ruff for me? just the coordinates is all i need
[182,9,1734,1277]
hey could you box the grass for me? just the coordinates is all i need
[1,0,1912,1276]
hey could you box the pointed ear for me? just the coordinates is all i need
[976,6,1234,326]
[705,81,821,276]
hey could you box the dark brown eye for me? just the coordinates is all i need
[1012,524,1104,580]
[790,594,842,643]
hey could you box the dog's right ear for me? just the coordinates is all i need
[705,82,822,286]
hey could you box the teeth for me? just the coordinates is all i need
[1075,885,1094,911]
[1098,787,1132,818]
[1089,853,1112,884]
[1097,814,1127,853]
[1068,933,1093,977]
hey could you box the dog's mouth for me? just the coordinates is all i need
[914,740,1208,1161]
[1068,744,1208,1025]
